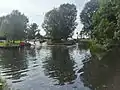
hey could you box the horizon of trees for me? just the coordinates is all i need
[0,10,42,40]
[1,0,119,47]
[0,3,78,41]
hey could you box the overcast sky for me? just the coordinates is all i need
[0,0,89,37]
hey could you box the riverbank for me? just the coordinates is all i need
[78,39,107,52]
[0,41,31,48]
[0,78,9,90]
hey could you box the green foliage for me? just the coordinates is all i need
[80,0,120,49]
[87,0,120,49]
[80,0,99,37]
[42,3,77,40]
[0,10,29,40]
[89,40,107,53]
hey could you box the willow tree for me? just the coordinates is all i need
[42,3,77,41]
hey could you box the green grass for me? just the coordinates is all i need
[78,39,106,52]
[88,40,107,53]
[0,40,24,47]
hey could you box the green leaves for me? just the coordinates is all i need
[80,0,120,48]
[90,0,120,48]
[42,3,77,40]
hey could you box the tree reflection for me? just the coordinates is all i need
[25,46,37,58]
[0,49,28,81]
[79,48,120,90]
[43,46,77,85]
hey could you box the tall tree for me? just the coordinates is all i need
[0,10,29,40]
[92,0,119,46]
[80,0,99,37]
[27,23,39,39]
[42,3,77,40]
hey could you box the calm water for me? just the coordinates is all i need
[0,44,120,90]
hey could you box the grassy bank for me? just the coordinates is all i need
[0,78,9,90]
[78,39,107,52]
[0,40,22,47]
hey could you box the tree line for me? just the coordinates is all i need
[0,4,78,41]
[0,10,40,40]
[1,1,118,47]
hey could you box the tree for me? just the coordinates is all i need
[92,0,119,46]
[0,10,29,40]
[80,0,99,37]
[27,23,39,39]
[42,3,77,40]
[80,0,120,49]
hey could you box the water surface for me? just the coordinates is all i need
[0,45,120,90]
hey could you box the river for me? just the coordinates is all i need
[0,44,120,90]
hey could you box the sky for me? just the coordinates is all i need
[0,0,89,37]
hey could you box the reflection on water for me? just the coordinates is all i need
[2,45,120,90]
[0,45,91,90]
[0,49,28,82]
[80,48,120,90]
[42,46,76,85]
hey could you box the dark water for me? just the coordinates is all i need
[0,45,120,90]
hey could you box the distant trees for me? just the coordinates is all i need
[26,23,40,40]
[0,10,42,41]
[0,10,29,40]
[42,3,77,41]
[0,4,78,42]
